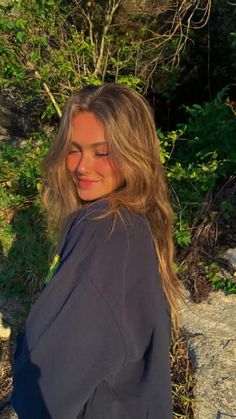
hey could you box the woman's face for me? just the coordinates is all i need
[67,112,124,202]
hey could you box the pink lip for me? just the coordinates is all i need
[78,178,100,188]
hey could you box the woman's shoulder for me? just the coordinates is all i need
[84,199,151,240]
[57,200,153,267]
[71,199,151,242]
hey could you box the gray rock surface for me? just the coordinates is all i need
[0,313,10,340]
[223,247,236,270]
[0,294,24,329]
[181,291,236,419]
[0,94,40,145]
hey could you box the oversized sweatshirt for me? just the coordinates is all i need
[12,199,172,419]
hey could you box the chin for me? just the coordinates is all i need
[77,190,104,202]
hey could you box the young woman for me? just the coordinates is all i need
[12,84,182,419]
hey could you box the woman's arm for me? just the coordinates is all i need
[12,271,126,419]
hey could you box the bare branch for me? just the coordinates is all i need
[94,0,122,75]
[34,71,62,118]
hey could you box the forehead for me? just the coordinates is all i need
[71,112,105,144]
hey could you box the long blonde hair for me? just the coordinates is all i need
[43,83,182,330]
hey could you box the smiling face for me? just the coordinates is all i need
[67,112,124,202]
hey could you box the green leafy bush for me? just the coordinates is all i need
[199,261,236,294]
[177,87,236,176]
[1,0,206,122]
[159,88,236,258]
[0,134,52,300]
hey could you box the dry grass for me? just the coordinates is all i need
[0,340,12,409]
[171,334,195,418]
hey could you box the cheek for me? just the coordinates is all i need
[95,158,124,187]
[66,155,79,172]
[93,159,112,174]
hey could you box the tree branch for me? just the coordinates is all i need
[94,0,122,76]
[34,71,62,118]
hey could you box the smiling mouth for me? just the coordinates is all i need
[77,178,100,188]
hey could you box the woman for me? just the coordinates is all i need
[12,84,182,418]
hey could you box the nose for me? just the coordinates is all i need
[75,152,92,175]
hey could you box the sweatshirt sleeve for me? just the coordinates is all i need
[16,275,126,419]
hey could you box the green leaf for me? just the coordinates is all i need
[16,31,25,43]
[227,288,236,294]
[40,38,48,47]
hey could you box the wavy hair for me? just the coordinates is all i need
[42,83,182,330]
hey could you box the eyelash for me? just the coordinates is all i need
[95,152,110,157]
[68,149,80,154]
[68,150,110,158]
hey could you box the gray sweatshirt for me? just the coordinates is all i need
[12,199,172,418]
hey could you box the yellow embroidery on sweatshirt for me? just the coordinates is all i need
[44,254,60,284]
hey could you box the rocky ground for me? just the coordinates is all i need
[181,291,236,419]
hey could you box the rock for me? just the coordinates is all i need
[180,291,236,418]
[0,313,11,340]
[0,98,27,141]
[0,93,41,145]
[223,247,236,270]
[0,294,25,331]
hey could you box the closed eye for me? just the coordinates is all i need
[68,148,81,154]
[95,152,110,157]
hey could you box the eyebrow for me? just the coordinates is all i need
[70,141,107,148]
